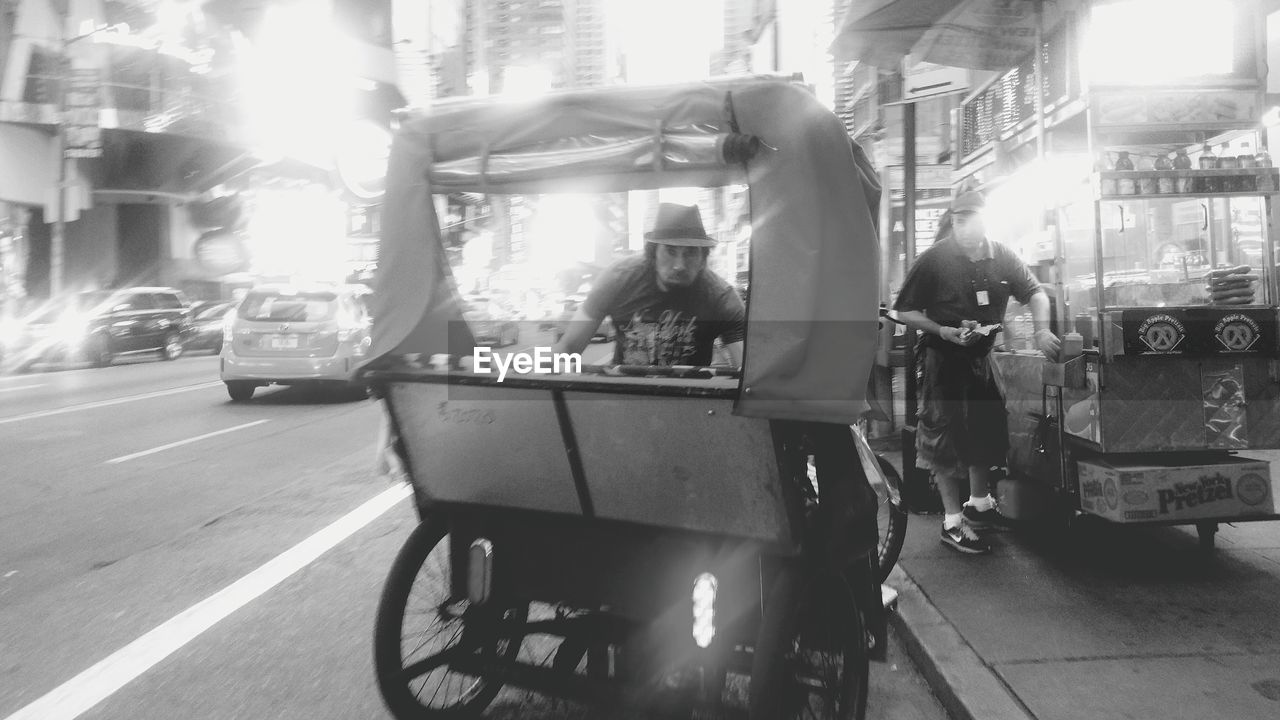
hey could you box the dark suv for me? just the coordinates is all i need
[11,287,191,370]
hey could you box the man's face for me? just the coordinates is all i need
[653,243,706,289]
[952,210,985,250]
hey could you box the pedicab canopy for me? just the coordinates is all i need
[366,75,882,424]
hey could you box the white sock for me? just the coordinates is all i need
[967,494,996,511]
[943,512,964,530]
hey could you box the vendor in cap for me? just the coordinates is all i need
[894,190,1058,555]
[553,202,745,368]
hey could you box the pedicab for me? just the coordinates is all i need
[362,75,899,719]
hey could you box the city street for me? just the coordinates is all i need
[0,355,947,720]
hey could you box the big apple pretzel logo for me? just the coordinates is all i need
[1137,314,1185,353]
[1214,314,1261,352]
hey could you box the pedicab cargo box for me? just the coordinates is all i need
[1077,455,1273,522]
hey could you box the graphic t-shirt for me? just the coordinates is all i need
[583,254,746,366]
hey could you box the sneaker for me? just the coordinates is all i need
[962,502,1013,531]
[940,521,991,554]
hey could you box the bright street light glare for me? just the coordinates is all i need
[608,0,722,83]
[1085,0,1233,85]
[502,65,555,97]
[238,1,360,166]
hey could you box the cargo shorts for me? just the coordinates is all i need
[915,345,1009,477]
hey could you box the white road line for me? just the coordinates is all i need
[0,382,221,426]
[2,482,413,720]
[0,384,45,393]
[104,420,272,465]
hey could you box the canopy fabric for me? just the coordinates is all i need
[733,81,880,422]
[426,132,748,194]
[366,76,881,424]
[830,0,966,70]
[831,0,1070,71]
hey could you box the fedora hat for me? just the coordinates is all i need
[644,203,716,247]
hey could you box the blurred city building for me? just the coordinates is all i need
[0,0,404,311]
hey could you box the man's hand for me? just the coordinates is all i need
[940,325,980,347]
[1033,329,1061,360]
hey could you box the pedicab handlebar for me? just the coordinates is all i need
[579,363,742,380]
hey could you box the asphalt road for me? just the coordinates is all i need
[0,351,948,720]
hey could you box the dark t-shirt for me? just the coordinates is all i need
[584,254,746,366]
[893,237,1040,355]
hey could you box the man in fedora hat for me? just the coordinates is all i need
[553,202,745,367]
[894,190,1058,554]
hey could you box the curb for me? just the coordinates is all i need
[886,565,1035,720]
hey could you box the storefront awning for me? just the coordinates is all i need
[831,0,1070,71]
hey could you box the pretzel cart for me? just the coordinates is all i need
[361,76,894,719]
[944,2,1280,547]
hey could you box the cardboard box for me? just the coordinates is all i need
[1077,455,1273,523]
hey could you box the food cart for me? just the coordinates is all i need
[941,0,1280,546]
[834,0,1280,546]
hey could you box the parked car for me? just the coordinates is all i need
[8,287,190,370]
[462,294,520,347]
[179,301,235,354]
[220,284,372,401]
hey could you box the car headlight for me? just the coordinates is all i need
[53,312,89,347]
[0,319,22,346]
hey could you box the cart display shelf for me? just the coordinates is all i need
[1097,168,1280,199]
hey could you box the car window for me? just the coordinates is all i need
[238,290,338,322]
[152,293,183,310]
[112,293,155,312]
[194,303,231,321]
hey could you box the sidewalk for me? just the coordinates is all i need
[878,448,1280,720]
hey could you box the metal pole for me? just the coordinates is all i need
[50,8,69,298]
[901,102,920,483]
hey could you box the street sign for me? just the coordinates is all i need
[901,58,970,103]
[874,135,943,167]
[63,68,102,159]
[887,164,955,189]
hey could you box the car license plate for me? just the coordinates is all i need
[269,334,298,349]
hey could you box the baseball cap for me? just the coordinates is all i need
[950,191,985,215]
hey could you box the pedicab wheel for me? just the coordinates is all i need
[874,455,908,585]
[374,519,527,719]
[749,566,869,720]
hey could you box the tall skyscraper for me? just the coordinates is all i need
[462,0,610,94]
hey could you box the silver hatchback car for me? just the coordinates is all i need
[220,284,372,401]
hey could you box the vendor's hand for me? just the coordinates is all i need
[940,325,979,346]
[1033,329,1061,360]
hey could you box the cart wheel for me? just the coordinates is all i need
[749,567,868,720]
[374,520,527,719]
[874,455,908,584]
[1197,522,1218,550]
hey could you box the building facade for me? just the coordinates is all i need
[0,0,402,310]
